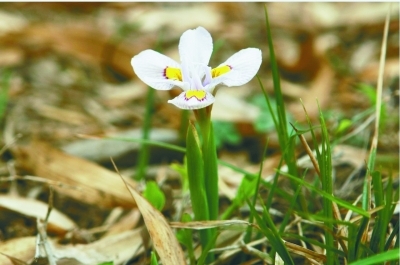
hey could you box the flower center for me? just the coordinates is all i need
[184,90,207,101]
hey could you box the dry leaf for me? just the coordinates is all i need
[12,141,137,209]
[212,87,260,122]
[53,229,144,265]
[3,21,151,80]
[127,185,186,265]
[62,128,179,163]
[288,62,334,121]
[103,209,141,237]
[0,229,144,265]
[0,196,76,234]
[0,237,35,265]
[128,4,222,33]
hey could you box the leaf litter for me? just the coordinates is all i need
[0,2,398,264]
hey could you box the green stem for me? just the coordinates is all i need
[193,107,218,262]
[186,122,213,262]
[194,107,219,221]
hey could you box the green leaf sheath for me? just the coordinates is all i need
[186,122,212,257]
[203,123,219,221]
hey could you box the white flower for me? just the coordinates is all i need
[131,26,262,110]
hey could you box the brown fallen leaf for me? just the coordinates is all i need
[0,237,35,265]
[0,228,145,265]
[0,195,76,234]
[12,141,137,209]
[103,209,141,237]
[122,182,186,265]
[52,229,144,265]
[0,253,28,265]
[3,21,153,81]
[288,61,335,122]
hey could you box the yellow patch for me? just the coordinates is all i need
[211,65,231,78]
[164,67,182,81]
[185,90,207,101]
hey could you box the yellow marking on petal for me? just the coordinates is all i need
[185,90,207,101]
[211,65,231,78]
[164,67,182,81]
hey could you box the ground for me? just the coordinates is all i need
[0,3,398,265]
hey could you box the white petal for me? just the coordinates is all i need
[168,91,214,110]
[131,49,182,90]
[210,48,262,88]
[179,27,213,66]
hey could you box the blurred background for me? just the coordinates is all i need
[0,3,398,159]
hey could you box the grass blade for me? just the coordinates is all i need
[135,86,155,180]
[349,249,400,265]
[249,199,294,265]
[318,103,335,264]
[263,4,305,213]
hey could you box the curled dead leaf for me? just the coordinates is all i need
[127,185,186,265]
[11,141,137,209]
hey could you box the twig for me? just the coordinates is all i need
[290,123,320,178]
[35,186,57,265]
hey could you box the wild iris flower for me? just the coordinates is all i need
[131,26,262,110]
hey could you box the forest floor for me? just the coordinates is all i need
[0,3,398,265]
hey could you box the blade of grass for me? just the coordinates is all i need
[196,232,219,265]
[0,69,10,123]
[385,219,398,251]
[220,172,258,220]
[248,198,294,265]
[353,217,370,260]
[370,171,385,253]
[286,233,345,258]
[359,6,391,261]
[267,172,306,263]
[135,32,165,180]
[278,171,305,235]
[279,170,370,218]
[104,136,186,153]
[263,5,304,212]
[176,213,196,265]
[103,135,293,201]
[367,3,390,173]
[348,248,400,265]
[244,143,268,244]
[265,155,285,208]
[317,102,335,264]
[135,86,155,180]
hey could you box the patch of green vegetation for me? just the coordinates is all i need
[211,121,241,149]
[0,69,10,124]
[143,180,165,211]
[249,94,294,134]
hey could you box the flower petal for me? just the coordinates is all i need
[168,90,214,110]
[179,27,213,66]
[209,48,262,89]
[131,49,182,90]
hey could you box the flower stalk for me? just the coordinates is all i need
[131,26,262,261]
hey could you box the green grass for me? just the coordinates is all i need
[0,70,10,125]
[107,4,398,264]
